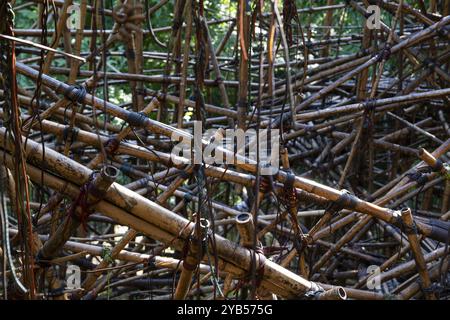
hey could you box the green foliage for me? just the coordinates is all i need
[11,0,435,108]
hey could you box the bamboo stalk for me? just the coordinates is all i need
[399,208,436,300]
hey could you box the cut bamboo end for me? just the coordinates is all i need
[317,286,347,300]
[236,213,255,248]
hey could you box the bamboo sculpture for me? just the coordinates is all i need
[0,0,449,300]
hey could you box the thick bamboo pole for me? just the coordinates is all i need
[0,131,318,299]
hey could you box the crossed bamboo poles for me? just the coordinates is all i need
[15,59,450,242]
[1,59,449,298]
[1,0,449,300]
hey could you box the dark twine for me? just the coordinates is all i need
[376,45,391,62]
[363,98,377,112]
[259,175,273,194]
[126,111,148,128]
[304,282,325,299]
[63,85,87,104]
[406,171,429,187]
[62,126,79,144]
[334,189,358,210]
[105,138,120,155]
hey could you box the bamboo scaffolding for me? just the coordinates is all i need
[1,0,449,301]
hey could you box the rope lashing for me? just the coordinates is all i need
[126,111,148,127]
[430,159,450,178]
[406,171,430,187]
[67,171,112,231]
[254,244,266,289]
[147,256,157,270]
[283,171,298,209]
[119,163,133,174]
[235,243,266,292]
[304,282,325,299]
[35,251,51,267]
[62,126,79,144]
[180,169,191,179]
[183,192,193,203]
[259,175,273,194]
[422,282,448,296]
[402,219,419,235]
[136,177,150,189]
[105,137,120,155]
[112,3,145,41]
[363,98,377,112]
[300,190,355,247]
[282,171,309,254]
[67,173,98,230]
[180,218,209,272]
[393,208,419,236]
[423,58,436,70]
[63,84,87,105]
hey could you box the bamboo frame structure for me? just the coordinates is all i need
[0,0,449,301]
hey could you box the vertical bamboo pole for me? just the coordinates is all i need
[400,208,436,300]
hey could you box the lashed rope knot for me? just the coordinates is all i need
[423,58,436,70]
[234,242,267,294]
[63,84,87,104]
[431,159,447,174]
[376,45,392,62]
[324,189,358,215]
[126,111,148,127]
[69,167,118,232]
[183,192,193,203]
[394,208,419,236]
[283,171,297,209]
[105,137,120,155]
[406,170,429,187]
